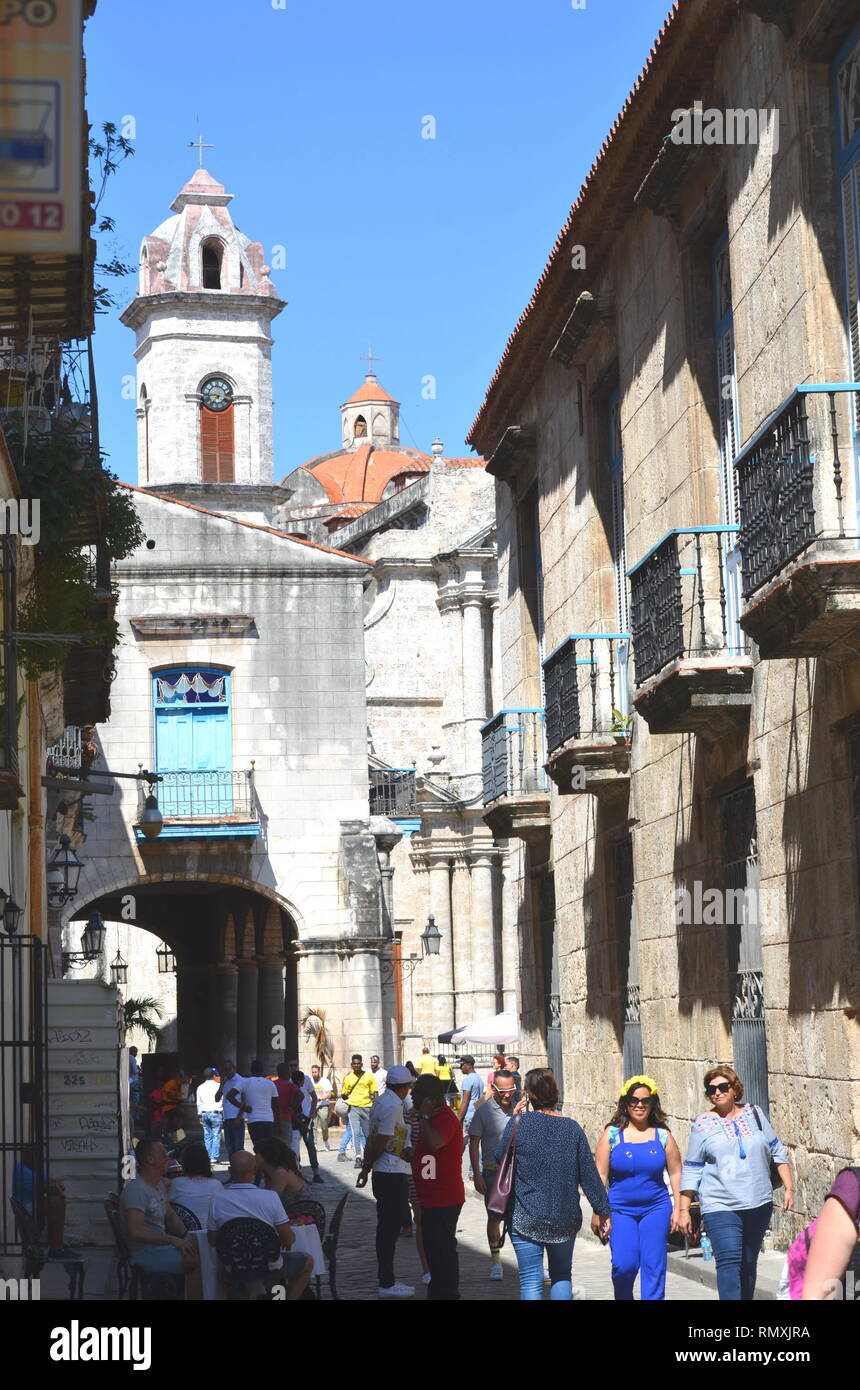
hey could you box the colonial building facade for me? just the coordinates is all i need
[60,169,396,1072]
[469,0,860,1247]
[59,168,509,1073]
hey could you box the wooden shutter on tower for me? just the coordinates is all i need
[200,404,235,482]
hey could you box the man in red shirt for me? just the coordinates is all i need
[412,1074,465,1300]
[274,1062,303,1149]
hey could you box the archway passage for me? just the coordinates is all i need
[73,880,298,1074]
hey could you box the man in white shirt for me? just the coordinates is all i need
[311,1064,334,1150]
[370,1055,387,1095]
[217,1061,247,1157]
[237,1059,279,1145]
[195,1068,223,1165]
[356,1065,414,1298]
[208,1151,312,1300]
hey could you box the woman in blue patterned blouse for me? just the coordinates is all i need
[679,1065,793,1300]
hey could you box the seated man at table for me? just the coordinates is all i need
[208,1150,312,1300]
[119,1139,202,1299]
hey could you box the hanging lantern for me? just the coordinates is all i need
[80,911,105,960]
[156,941,176,974]
[138,791,164,841]
[47,834,84,906]
[110,950,128,986]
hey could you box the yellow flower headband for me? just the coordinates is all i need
[620,1074,659,1097]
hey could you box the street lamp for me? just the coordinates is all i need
[138,787,164,840]
[46,834,84,907]
[110,950,128,986]
[382,913,442,985]
[156,941,176,974]
[420,913,442,958]
[62,911,106,971]
[0,887,23,936]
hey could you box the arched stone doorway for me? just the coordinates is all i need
[70,878,299,1073]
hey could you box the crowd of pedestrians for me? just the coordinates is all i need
[347,1053,857,1302]
[123,1047,858,1302]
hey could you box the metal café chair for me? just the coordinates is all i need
[10,1195,85,1300]
[215,1216,284,1299]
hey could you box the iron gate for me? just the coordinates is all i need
[720,782,769,1112]
[0,934,49,1254]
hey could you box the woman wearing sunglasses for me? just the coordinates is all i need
[592,1074,683,1299]
[678,1065,793,1300]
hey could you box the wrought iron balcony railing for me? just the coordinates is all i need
[628,527,748,685]
[543,634,631,754]
[137,769,255,821]
[735,383,860,599]
[369,767,417,817]
[481,709,547,804]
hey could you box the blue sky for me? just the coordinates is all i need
[85,0,672,482]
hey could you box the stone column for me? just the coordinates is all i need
[213,962,238,1066]
[489,597,503,712]
[256,956,285,1071]
[436,568,465,775]
[177,964,214,1072]
[461,592,488,796]
[236,958,258,1074]
[470,845,499,1020]
[426,855,454,1042]
[450,854,472,1026]
[500,848,519,1016]
[283,951,299,1060]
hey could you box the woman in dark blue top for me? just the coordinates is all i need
[495,1067,611,1300]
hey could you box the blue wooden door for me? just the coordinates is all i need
[154,674,232,816]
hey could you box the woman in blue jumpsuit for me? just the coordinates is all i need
[593,1075,683,1299]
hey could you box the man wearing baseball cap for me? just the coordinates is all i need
[357,1065,415,1298]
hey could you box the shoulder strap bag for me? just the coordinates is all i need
[486,1114,522,1245]
[752,1106,784,1189]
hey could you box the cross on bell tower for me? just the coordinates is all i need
[188,134,214,168]
[360,346,380,379]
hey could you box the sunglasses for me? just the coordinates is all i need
[706,1082,732,1096]
[627,1096,653,1107]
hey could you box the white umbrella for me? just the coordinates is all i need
[451,1011,519,1045]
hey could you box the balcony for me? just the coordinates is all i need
[480,709,550,849]
[369,767,417,819]
[735,384,860,658]
[135,769,259,842]
[629,528,752,738]
[542,634,632,799]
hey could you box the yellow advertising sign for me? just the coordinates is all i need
[0,0,84,254]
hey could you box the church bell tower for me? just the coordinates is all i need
[121,168,286,516]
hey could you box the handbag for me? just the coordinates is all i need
[334,1098,349,1118]
[752,1106,784,1189]
[486,1114,521,1243]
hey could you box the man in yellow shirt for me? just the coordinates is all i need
[417,1047,439,1078]
[338,1054,378,1169]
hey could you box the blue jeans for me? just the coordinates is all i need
[200,1111,223,1164]
[510,1230,577,1300]
[703,1203,772,1301]
[344,1106,371,1158]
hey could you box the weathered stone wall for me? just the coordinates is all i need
[487,1,860,1244]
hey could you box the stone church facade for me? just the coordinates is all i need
[469,0,860,1246]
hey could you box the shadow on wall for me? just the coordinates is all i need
[782,656,860,1016]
